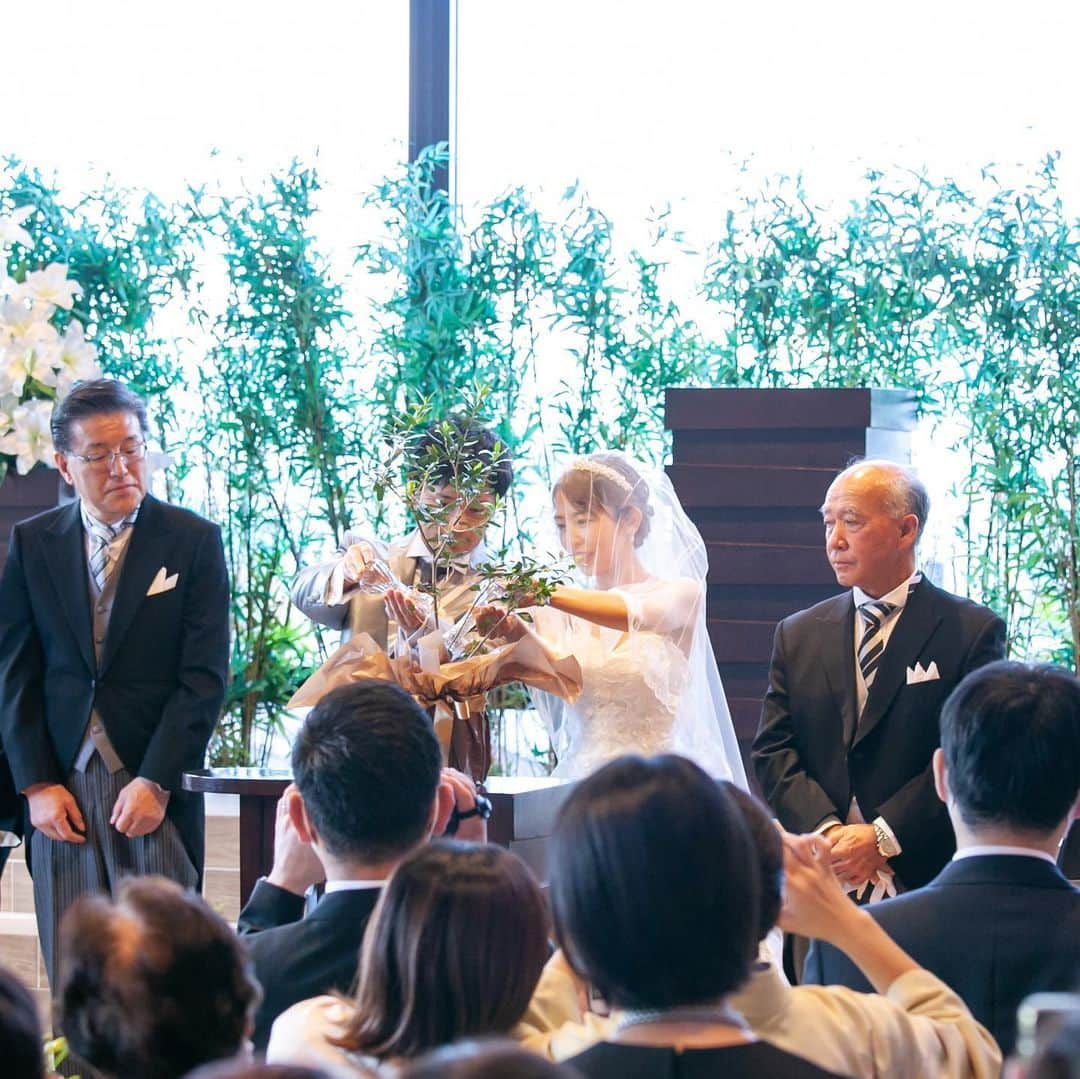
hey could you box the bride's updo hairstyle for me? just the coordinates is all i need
[554,453,653,547]
[549,754,761,1010]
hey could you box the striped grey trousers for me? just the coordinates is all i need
[32,753,196,986]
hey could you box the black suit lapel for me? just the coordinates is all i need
[41,503,95,674]
[818,594,858,747]
[100,495,169,676]
[853,580,942,748]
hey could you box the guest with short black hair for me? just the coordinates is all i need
[399,1038,579,1078]
[238,680,486,1049]
[0,964,44,1079]
[548,754,842,1077]
[57,876,259,1079]
[266,841,549,1074]
[806,661,1080,1056]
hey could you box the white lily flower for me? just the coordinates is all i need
[14,263,82,311]
[0,393,18,432]
[55,321,101,395]
[0,398,54,474]
[3,337,60,397]
[0,206,33,253]
[0,296,55,336]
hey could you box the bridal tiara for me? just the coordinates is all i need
[567,457,636,494]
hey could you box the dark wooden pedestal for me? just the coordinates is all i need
[183,769,573,905]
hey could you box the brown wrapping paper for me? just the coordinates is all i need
[288,631,583,714]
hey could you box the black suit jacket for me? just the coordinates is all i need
[803,855,1080,1056]
[0,494,229,873]
[752,578,1006,888]
[238,879,381,1050]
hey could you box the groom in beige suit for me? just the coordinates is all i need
[291,418,513,647]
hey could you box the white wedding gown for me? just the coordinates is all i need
[530,578,745,783]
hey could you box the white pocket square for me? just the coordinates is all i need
[146,566,179,596]
[906,660,940,685]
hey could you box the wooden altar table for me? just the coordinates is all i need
[183,768,572,905]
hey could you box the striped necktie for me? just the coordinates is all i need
[857,599,898,689]
[87,518,129,592]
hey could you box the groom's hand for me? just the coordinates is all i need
[342,542,382,588]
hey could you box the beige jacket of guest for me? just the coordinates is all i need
[515,954,1002,1079]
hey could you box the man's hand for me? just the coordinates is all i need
[110,777,169,838]
[779,831,864,945]
[828,823,888,887]
[25,782,86,844]
[265,784,325,896]
[385,588,428,636]
[439,767,488,842]
[342,543,387,589]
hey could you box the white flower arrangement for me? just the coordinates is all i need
[0,206,101,480]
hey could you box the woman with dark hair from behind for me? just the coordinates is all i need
[549,754,844,1077]
[0,964,44,1079]
[266,840,550,1074]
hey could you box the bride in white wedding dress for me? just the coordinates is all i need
[480,452,747,785]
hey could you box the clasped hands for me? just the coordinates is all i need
[819,822,888,888]
[25,776,169,843]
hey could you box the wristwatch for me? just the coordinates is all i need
[445,792,494,836]
[873,821,900,859]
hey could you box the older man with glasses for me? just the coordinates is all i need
[0,378,229,985]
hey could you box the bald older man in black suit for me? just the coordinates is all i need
[753,460,1006,899]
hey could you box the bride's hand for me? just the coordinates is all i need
[474,604,526,642]
[386,588,428,635]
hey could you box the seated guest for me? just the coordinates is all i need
[520,775,1001,1077]
[805,661,1080,1056]
[1007,1008,1080,1078]
[267,841,549,1074]
[187,1064,346,1079]
[547,754,843,1077]
[0,964,44,1079]
[56,876,259,1079]
[399,1039,579,1078]
[238,680,487,1049]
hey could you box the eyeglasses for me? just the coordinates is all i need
[67,440,148,470]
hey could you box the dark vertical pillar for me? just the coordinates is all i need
[409,0,451,194]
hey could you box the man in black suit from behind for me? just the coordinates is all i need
[753,460,1006,899]
[238,679,488,1050]
[804,661,1080,1056]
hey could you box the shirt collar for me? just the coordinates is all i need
[324,879,385,893]
[80,502,139,538]
[853,569,923,610]
[953,844,1059,866]
[404,530,486,571]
